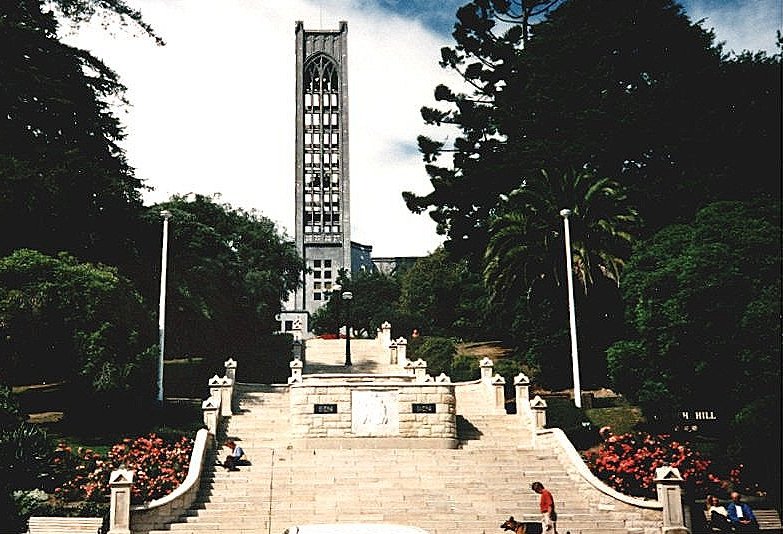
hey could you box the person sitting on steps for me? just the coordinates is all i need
[727,491,760,533]
[706,494,732,532]
[220,440,245,471]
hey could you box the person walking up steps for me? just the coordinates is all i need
[532,481,558,533]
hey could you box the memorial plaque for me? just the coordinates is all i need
[351,390,399,436]
[412,403,436,414]
[314,403,337,414]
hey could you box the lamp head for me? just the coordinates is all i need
[341,291,353,301]
[559,208,571,218]
[160,210,173,219]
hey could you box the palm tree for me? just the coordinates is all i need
[484,168,639,305]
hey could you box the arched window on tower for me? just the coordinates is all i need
[303,53,341,236]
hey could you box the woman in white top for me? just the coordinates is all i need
[707,495,732,533]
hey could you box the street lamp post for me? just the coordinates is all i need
[560,208,582,408]
[157,210,173,404]
[341,291,353,366]
[332,284,341,338]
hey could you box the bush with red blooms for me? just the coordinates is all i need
[51,434,193,504]
[318,333,342,339]
[583,432,742,498]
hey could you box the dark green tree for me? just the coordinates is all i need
[607,200,781,492]
[407,0,780,261]
[311,269,404,338]
[153,196,300,375]
[483,169,637,387]
[399,248,493,339]
[484,169,638,302]
[0,249,156,405]
[0,1,160,270]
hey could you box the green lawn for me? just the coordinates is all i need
[14,358,208,451]
[585,405,646,436]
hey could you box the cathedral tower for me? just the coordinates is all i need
[293,20,351,316]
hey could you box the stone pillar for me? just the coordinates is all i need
[224,358,237,382]
[491,374,506,413]
[514,372,531,417]
[289,358,303,384]
[396,337,408,366]
[208,375,232,417]
[108,469,134,534]
[412,359,427,382]
[389,341,398,365]
[379,321,392,348]
[404,360,415,377]
[530,395,548,429]
[202,396,220,435]
[480,357,494,382]
[655,466,689,534]
[292,340,303,361]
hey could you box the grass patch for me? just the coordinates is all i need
[39,401,203,452]
[585,405,645,436]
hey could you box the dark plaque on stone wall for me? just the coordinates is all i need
[314,404,337,414]
[412,403,436,414]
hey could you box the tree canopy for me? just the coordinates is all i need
[407,0,780,261]
[607,200,781,489]
[153,196,300,369]
[0,249,156,405]
[0,1,160,271]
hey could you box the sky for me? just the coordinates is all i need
[61,0,781,257]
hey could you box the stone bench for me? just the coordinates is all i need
[27,516,103,533]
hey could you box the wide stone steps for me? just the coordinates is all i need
[152,371,649,534]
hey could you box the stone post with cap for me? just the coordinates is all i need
[108,469,134,534]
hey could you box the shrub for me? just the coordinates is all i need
[583,432,739,498]
[53,433,193,504]
[546,397,598,450]
[408,336,457,377]
[450,354,480,382]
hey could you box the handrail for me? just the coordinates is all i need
[538,427,663,510]
[130,427,211,513]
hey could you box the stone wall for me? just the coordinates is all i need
[289,382,456,447]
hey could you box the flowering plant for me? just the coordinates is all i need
[583,431,737,498]
[52,433,193,504]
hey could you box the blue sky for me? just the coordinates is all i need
[370,0,781,53]
[64,0,780,256]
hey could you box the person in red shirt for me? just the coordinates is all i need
[532,481,558,533]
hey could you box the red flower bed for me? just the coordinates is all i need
[318,333,343,339]
[52,433,193,504]
[583,432,738,498]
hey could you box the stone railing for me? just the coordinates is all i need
[453,357,507,415]
[104,358,238,534]
[531,410,690,534]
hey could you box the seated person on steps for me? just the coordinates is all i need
[705,494,732,532]
[220,440,246,471]
[727,492,760,533]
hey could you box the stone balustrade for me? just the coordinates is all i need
[103,359,239,534]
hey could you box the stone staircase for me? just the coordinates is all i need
[147,379,649,534]
[139,338,664,534]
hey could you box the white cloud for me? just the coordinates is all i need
[60,0,456,256]
[684,0,781,55]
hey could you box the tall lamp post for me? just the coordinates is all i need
[341,291,353,366]
[560,208,582,408]
[157,210,173,404]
